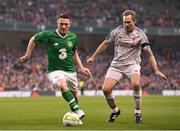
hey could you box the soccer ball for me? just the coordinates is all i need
[62,111,79,126]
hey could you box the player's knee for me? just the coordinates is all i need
[132,82,140,91]
[102,86,111,95]
[55,81,67,92]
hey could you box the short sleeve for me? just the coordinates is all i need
[72,34,78,51]
[34,31,49,44]
[106,29,116,44]
[139,30,149,44]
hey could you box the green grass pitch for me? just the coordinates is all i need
[0,96,180,130]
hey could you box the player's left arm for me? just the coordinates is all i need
[73,50,92,77]
[142,43,167,80]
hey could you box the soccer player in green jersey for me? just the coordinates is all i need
[20,14,92,122]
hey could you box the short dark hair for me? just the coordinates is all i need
[122,10,136,22]
[58,13,70,19]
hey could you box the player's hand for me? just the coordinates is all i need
[20,55,29,63]
[80,67,92,77]
[87,57,95,65]
[155,70,167,81]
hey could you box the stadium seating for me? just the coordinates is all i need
[0,46,179,91]
[0,0,179,28]
[0,0,179,92]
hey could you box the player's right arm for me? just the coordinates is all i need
[20,36,36,63]
[87,29,115,64]
[87,39,110,64]
[20,31,49,63]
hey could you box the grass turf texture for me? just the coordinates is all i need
[0,96,180,130]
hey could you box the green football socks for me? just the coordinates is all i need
[62,90,79,111]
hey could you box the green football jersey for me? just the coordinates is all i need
[34,30,78,73]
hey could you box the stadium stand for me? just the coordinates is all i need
[0,46,179,91]
[0,0,179,93]
[0,0,179,28]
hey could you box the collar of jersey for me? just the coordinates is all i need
[56,29,69,38]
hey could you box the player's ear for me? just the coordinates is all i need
[133,17,136,24]
[69,20,72,27]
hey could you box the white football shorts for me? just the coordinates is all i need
[105,63,141,81]
[47,70,78,91]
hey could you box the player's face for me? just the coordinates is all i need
[57,18,71,36]
[123,15,135,32]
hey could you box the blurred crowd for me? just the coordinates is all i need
[0,0,179,92]
[0,0,179,28]
[0,46,179,92]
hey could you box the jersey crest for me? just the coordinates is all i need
[67,41,73,48]
[54,43,58,46]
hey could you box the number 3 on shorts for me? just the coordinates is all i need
[59,48,67,60]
